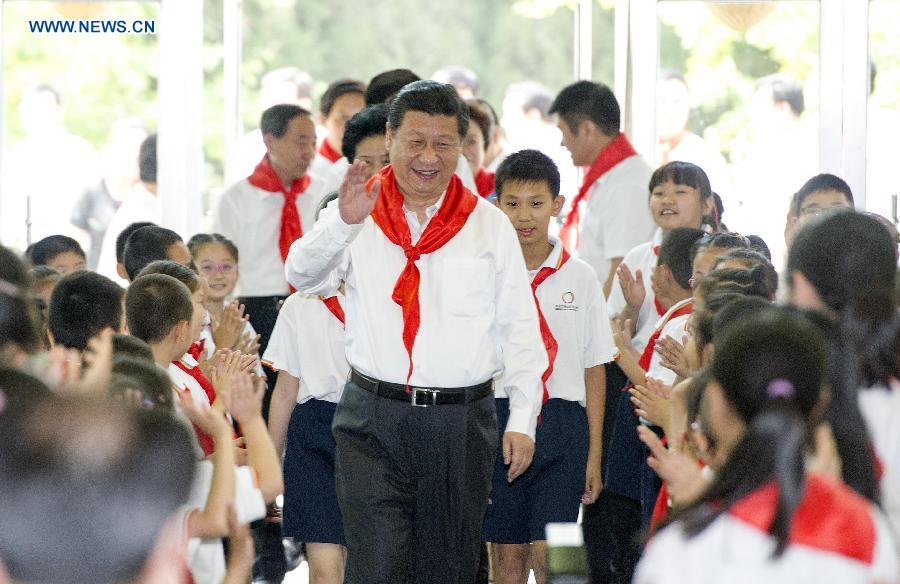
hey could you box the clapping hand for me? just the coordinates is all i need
[617,264,645,311]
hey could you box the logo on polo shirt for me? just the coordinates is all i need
[555,291,578,311]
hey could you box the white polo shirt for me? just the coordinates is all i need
[576,155,655,283]
[286,189,547,439]
[261,292,349,404]
[645,297,693,386]
[606,229,665,351]
[214,174,326,297]
[496,238,617,405]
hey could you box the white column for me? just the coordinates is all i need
[842,0,869,210]
[628,0,658,158]
[818,0,844,176]
[223,0,243,187]
[158,0,204,238]
[574,0,593,81]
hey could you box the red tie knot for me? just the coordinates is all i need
[404,247,420,262]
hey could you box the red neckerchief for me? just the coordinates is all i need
[320,295,345,326]
[368,165,478,385]
[247,155,311,264]
[651,245,666,316]
[559,133,638,251]
[187,339,205,361]
[475,168,495,198]
[318,139,342,163]
[638,299,693,372]
[173,358,233,456]
[531,246,571,407]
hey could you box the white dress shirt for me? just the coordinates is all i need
[606,229,665,351]
[496,238,617,405]
[214,174,326,297]
[576,155,655,282]
[262,292,349,404]
[285,192,548,438]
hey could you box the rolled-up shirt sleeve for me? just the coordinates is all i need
[285,200,363,297]
[493,221,547,440]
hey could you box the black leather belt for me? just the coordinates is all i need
[350,369,493,407]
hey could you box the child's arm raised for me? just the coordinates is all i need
[228,372,284,504]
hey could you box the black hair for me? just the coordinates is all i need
[187,232,240,263]
[432,66,479,95]
[136,260,200,294]
[366,69,421,106]
[138,133,157,184]
[649,161,718,230]
[695,266,777,303]
[756,74,805,116]
[0,395,194,584]
[465,98,495,151]
[694,292,769,357]
[31,264,61,286]
[110,355,174,412]
[26,235,86,267]
[319,78,366,117]
[341,104,389,163]
[123,226,184,281]
[48,271,124,351]
[494,149,561,199]
[658,228,706,290]
[0,367,53,424]
[260,104,311,138]
[792,173,854,217]
[680,308,828,557]
[112,333,154,363]
[125,273,193,344]
[388,80,469,139]
[788,211,899,387]
[115,221,156,264]
[0,247,41,355]
[549,80,620,136]
[691,231,751,264]
[745,235,771,260]
[713,249,778,296]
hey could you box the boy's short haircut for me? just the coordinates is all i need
[116,221,156,265]
[549,80,621,136]
[27,235,86,267]
[0,247,41,353]
[110,355,174,412]
[465,98,494,151]
[494,149,561,199]
[745,235,771,260]
[658,227,707,290]
[30,265,61,285]
[187,232,240,262]
[136,260,200,293]
[320,79,367,117]
[125,274,193,344]
[48,271,124,351]
[366,68,421,106]
[112,333,155,363]
[341,104,389,163]
[0,367,53,423]
[123,226,184,281]
[0,394,194,584]
[792,173,854,217]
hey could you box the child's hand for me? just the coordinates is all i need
[225,372,265,425]
[212,301,246,350]
[235,331,261,357]
[582,456,603,505]
[211,350,242,403]
[176,387,232,440]
[657,334,691,379]
[611,317,634,351]
[78,330,114,394]
[637,425,706,509]
[630,378,671,428]
[617,264,645,311]
[44,345,83,391]
[237,353,259,373]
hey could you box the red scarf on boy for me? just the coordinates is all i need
[532,247,571,406]
[368,165,478,384]
[638,299,693,372]
[320,296,345,326]
[248,155,311,263]
[559,133,637,252]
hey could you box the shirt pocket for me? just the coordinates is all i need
[441,258,494,317]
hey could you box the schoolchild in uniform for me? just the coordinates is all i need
[485,150,617,584]
[265,191,349,584]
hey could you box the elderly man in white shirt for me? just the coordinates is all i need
[286,80,546,584]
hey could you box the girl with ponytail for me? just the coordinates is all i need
[635,308,898,583]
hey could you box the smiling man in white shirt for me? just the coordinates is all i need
[286,81,546,584]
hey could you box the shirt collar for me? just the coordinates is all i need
[537,236,565,272]
[403,191,447,221]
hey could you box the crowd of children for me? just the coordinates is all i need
[0,71,898,584]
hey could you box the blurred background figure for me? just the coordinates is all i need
[0,84,99,253]
[70,117,148,269]
[432,65,480,100]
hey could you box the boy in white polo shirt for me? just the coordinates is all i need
[485,150,617,584]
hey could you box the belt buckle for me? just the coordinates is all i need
[410,387,439,407]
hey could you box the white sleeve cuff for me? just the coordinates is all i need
[504,400,538,440]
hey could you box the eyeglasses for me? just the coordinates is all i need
[198,263,236,275]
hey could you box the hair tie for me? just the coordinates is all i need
[766,378,795,399]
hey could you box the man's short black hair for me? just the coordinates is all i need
[0,395,194,584]
[465,98,495,151]
[659,228,707,290]
[137,260,201,293]
[793,173,854,217]
[549,80,621,136]
[366,69,421,106]
[48,271,124,351]
[495,149,561,199]
[27,235,86,267]
[320,78,366,117]
[125,273,193,344]
[342,104,389,163]
[388,80,469,139]
[116,221,156,264]
[112,333,154,363]
[110,356,174,412]
[756,74,805,116]
[260,104,311,138]
[139,133,157,184]
[123,226,184,281]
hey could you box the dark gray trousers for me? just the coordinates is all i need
[333,381,498,584]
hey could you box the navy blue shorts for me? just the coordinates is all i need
[282,399,345,545]
[482,398,589,544]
